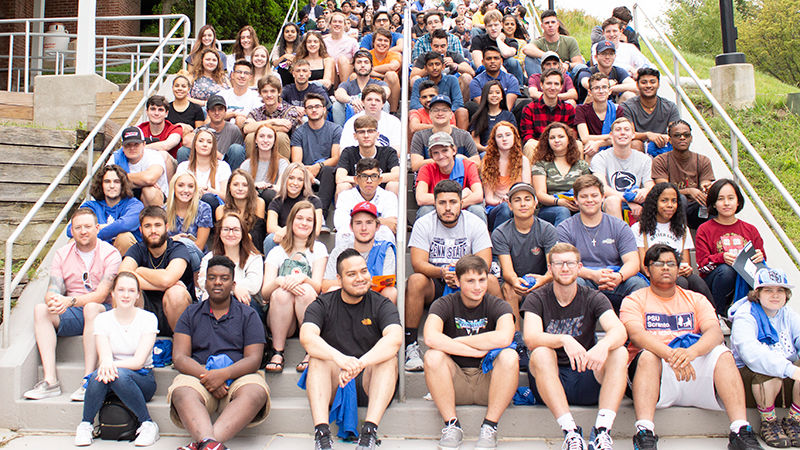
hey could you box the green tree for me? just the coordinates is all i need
[739,0,800,87]
[664,0,726,57]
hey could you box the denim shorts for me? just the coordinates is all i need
[56,304,112,337]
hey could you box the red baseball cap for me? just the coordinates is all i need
[350,201,379,218]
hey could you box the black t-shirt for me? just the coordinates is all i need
[520,283,612,366]
[337,146,399,177]
[268,194,323,227]
[167,101,205,127]
[470,33,519,55]
[303,289,401,358]
[124,239,196,302]
[428,293,512,368]
[281,83,331,108]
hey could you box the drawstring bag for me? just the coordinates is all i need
[278,252,312,277]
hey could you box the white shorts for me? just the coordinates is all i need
[656,343,729,411]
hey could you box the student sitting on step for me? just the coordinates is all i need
[25,208,121,402]
[74,272,160,447]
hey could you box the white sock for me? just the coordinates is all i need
[595,409,616,431]
[731,420,750,433]
[557,413,577,432]
[635,419,655,432]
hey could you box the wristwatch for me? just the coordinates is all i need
[70,297,77,307]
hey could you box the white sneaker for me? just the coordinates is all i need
[74,421,93,446]
[404,342,424,372]
[134,420,160,446]
[70,385,86,402]
[23,379,61,400]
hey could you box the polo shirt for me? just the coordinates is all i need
[174,298,266,365]
[469,70,521,99]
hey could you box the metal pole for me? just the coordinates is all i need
[195,0,207,36]
[23,21,29,92]
[102,37,107,78]
[8,35,13,91]
[715,0,745,65]
[673,55,681,117]
[548,0,554,10]
[731,132,739,184]
[158,18,164,75]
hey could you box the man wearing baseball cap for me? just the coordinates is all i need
[409,94,479,173]
[323,200,398,304]
[109,126,168,207]
[729,268,800,448]
[409,52,469,129]
[527,51,578,105]
[576,40,636,104]
[177,94,246,170]
[414,130,485,222]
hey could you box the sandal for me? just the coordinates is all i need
[265,349,284,373]
[296,353,310,373]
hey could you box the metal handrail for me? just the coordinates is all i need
[396,0,412,403]
[523,0,543,39]
[633,3,800,268]
[2,14,192,348]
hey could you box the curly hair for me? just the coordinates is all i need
[90,164,133,201]
[638,182,686,240]
[190,47,227,85]
[222,169,261,232]
[481,121,523,190]
[533,122,580,165]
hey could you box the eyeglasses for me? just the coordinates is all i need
[233,70,252,75]
[551,261,578,269]
[650,261,678,268]
[357,173,380,181]
[221,227,242,234]
[355,128,378,135]
[670,132,692,139]
[82,272,93,291]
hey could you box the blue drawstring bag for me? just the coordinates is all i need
[152,339,172,368]
[205,354,235,386]
[513,387,537,405]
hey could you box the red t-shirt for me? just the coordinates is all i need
[138,120,183,157]
[409,108,456,126]
[416,159,481,192]
[695,219,764,276]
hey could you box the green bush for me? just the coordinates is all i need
[664,0,725,57]
[739,0,800,88]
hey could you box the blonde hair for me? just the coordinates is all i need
[165,171,201,233]
[189,129,220,189]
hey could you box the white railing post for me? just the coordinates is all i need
[102,37,107,78]
[23,21,29,92]
[673,55,681,117]
[731,132,739,184]
[6,35,13,91]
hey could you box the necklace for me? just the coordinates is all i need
[582,221,600,247]
[148,249,167,269]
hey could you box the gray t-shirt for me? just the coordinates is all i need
[239,157,289,185]
[618,96,680,135]
[492,217,557,278]
[556,213,638,269]
[590,149,652,193]
[290,121,343,165]
[409,210,492,267]
[410,127,478,160]
[198,123,244,154]
[324,244,396,280]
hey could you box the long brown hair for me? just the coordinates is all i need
[212,211,259,266]
[191,47,227,85]
[280,200,317,252]
[232,25,260,61]
[533,121,580,165]
[246,124,281,184]
[189,24,220,61]
[222,169,260,230]
[189,129,220,189]
[295,31,330,60]
[481,121,523,189]
[90,164,133,201]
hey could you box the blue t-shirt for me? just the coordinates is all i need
[174,298,266,365]
[469,110,517,147]
[359,32,402,50]
[291,121,343,165]
[168,200,213,239]
[470,71,521,99]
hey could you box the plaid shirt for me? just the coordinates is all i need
[247,101,304,133]
[519,97,575,141]
[412,33,464,62]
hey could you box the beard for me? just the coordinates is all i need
[145,232,167,249]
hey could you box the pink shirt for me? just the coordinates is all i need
[323,34,359,63]
[50,239,121,302]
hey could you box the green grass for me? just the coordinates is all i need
[557,8,800,262]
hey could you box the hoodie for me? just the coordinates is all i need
[67,197,143,242]
[729,298,800,379]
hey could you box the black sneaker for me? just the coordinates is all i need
[729,425,765,450]
[314,430,334,450]
[355,429,380,450]
[632,428,658,450]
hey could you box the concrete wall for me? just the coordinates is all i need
[33,74,118,129]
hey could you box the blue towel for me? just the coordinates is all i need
[668,333,701,349]
[512,387,537,405]
[449,156,465,186]
[622,189,638,203]
[598,101,617,152]
[733,273,751,309]
[646,141,673,158]
[481,341,517,374]
[152,339,172,367]
[297,368,360,440]
[750,302,779,345]
[205,354,235,386]
[113,147,130,172]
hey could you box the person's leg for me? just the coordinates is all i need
[267,288,297,353]
[141,186,165,207]
[306,357,340,426]
[465,204,487,223]
[424,349,460,420]
[631,350,663,422]
[595,346,628,413]
[331,100,347,126]
[112,232,137,256]
[404,274,435,342]
[293,284,318,330]
[361,357,399,424]
[200,193,221,216]
[274,132,292,161]
[529,347,571,419]
[488,202,512,231]
[503,57,525,86]
[458,74,473,109]
[501,282,522,331]
[683,273,714,303]
[606,276,649,312]
[524,56,541,77]
[485,348,518,422]
[454,107,469,130]
[262,233,278,258]
[171,386,215,442]
[385,71,401,112]
[714,350,748,423]
[415,205,434,220]
[536,205,572,227]
[213,383,268,443]
[317,165,337,212]
[602,195,624,220]
[224,144,247,170]
[81,373,110,422]
[81,303,107,377]
[337,56,353,84]
[704,264,738,316]
[176,146,191,164]
[33,303,62,384]
[258,188,277,210]
[108,368,157,422]
[162,285,192,333]
[522,139,538,164]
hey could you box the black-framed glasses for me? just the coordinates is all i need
[357,173,381,181]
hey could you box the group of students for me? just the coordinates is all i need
[18,1,800,450]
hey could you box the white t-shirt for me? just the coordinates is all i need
[119,148,169,195]
[409,210,492,267]
[76,248,95,272]
[333,186,398,247]
[94,308,159,367]
[631,221,695,252]
[265,241,329,270]
[339,111,402,151]
[590,149,652,193]
[176,160,232,192]
[219,87,263,118]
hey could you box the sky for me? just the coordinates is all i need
[540,0,671,37]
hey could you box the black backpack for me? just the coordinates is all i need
[97,393,139,441]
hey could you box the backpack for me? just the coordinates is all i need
[97,393,139,441]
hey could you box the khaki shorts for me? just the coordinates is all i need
[740,360,800,408]
[448,357,491,406]
[167,371,271,428]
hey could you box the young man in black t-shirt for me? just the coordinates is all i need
[300,249,402,450]
[119,206,194,336]
[336,115,400,197]
[521,242,628,450]
[423,255,517,450]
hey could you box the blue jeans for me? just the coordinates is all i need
[704,264,738,316]
[524,56,587,80]
[82,368,156,423]
[173,236,205,272]
[487,203,513,231]
[537,205,573,227]
[578,275,649,312]
[263,232,279,258]
[504,58,525,86]
[415,204,487,223]
[177,144,246,170]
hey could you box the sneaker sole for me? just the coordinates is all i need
[24,391,61,400]
[438,445,461,450]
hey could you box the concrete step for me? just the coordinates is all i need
[0,162,83,184]
[0,126,76,148]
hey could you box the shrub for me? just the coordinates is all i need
[738,0,800,87]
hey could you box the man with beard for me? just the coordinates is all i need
[522,242,628,450]
[469,46,520,110]
[423,255,517,450]
[405,179,499,371]
[68,164,143,256]
[332,50,390,126]
[620,244,763,450]
[332,158,398,247]
[617,68,680,153]
[589,117,653,221]
[556,174,648,312]
[119,206,194,336]
[301,249,402,450]
[24,208,120,402]
[169,255,269,450]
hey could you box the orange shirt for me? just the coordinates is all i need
[619,286,718,362]
[370,50,402,73]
